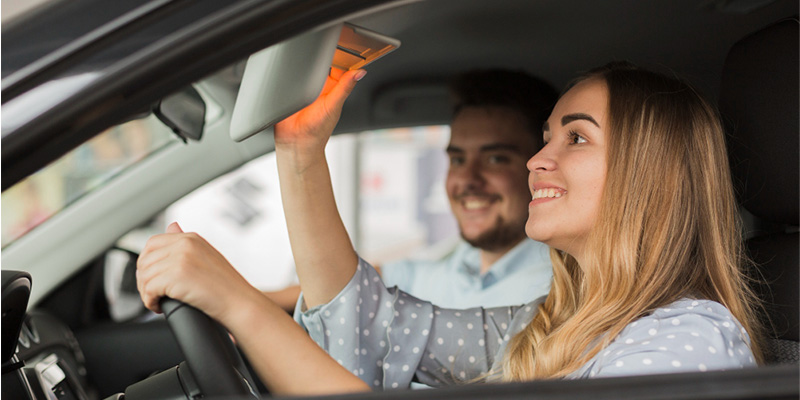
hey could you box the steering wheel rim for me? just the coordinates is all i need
[161,298,260,398]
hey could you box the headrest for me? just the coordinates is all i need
[719,18,799,226]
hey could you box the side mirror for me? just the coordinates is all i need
[153,86,206,142]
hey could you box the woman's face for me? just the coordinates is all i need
[525,78,608,260]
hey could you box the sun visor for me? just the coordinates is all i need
[230,24,342,142]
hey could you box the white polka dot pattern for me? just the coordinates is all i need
[571,298,756,378]
[296,259,756,390]
[296,258,540,389]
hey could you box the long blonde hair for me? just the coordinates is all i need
[502,63,764,380]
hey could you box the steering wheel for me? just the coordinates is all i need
[160,298,260,398]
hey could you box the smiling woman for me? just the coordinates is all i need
[134,62,764,394]
[507,62,764,379]
[526,79,608,257]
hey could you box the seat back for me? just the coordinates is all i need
[719,18,799,364]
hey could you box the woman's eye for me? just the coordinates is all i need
[568,131,587,145]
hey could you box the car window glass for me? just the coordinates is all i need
[358,126,458,264]
[109,126,457,311]
[1,115,178,248]
[2,84,223,249]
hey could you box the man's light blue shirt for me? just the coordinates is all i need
[380,238,552,308]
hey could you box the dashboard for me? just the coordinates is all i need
[2,271,94,400]
[15,311,93,400]
[1,269,260,400]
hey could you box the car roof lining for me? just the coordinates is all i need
[330,0,797,135]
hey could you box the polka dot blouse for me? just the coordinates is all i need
[294,258,756,389]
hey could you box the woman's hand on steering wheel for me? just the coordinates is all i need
[136,222,261,327]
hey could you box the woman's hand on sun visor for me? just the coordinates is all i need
[274,69,366,162]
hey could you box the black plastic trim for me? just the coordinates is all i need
[1,0,400,191]
[286,365,800,400]
[1,0,175,96]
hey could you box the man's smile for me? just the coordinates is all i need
[456,194,501,211]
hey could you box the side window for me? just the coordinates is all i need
[358,126,458,264]
[1,83,222,250]
[1,116,178,248]
[107,126,457,319]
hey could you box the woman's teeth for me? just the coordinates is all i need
[532,188,564,200]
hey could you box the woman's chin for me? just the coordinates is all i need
[525,224,549,244]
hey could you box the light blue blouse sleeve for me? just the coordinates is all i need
[294,257,542,389]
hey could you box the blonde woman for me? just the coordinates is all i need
[136,63,763,395]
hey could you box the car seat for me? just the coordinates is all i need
[719,17,799,364]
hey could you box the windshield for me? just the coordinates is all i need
[1,115,178,247]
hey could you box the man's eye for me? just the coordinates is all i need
[450,156,465,166]
[568,130,587,145]
[487,155,511,164]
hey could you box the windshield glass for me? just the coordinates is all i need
[1,115,178,247]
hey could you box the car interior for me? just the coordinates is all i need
[718,18,799,364]
[1,0,798,399]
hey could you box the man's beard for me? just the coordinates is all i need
[460,216,527,252]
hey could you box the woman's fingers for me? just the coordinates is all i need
[325,69,365,111]
[329,67,345,81]
[136,225,249,320]
[137,233,192,313]
[274,69,365,149]
[166,221,183,234]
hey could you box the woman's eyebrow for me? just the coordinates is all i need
[562,113,600,128]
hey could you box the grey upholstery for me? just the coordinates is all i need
[719,18,799,365]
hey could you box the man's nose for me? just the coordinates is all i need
[461,159,485,184]
[450,160,485,191]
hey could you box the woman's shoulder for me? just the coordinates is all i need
[577,298,755,378]
[627,298,752,353]
[648,298,739,322]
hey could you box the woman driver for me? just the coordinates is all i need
[136,62,763,395]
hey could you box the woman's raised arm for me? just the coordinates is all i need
[274,69,366,309]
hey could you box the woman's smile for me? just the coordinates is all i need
[529,185,566,206]
[525,78,609,259]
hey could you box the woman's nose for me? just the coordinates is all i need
[527,145,557,172]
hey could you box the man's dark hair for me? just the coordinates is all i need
[450,69,558,147]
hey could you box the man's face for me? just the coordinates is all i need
[446,106,539,251]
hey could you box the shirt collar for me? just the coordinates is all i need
[456,239,550,280]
